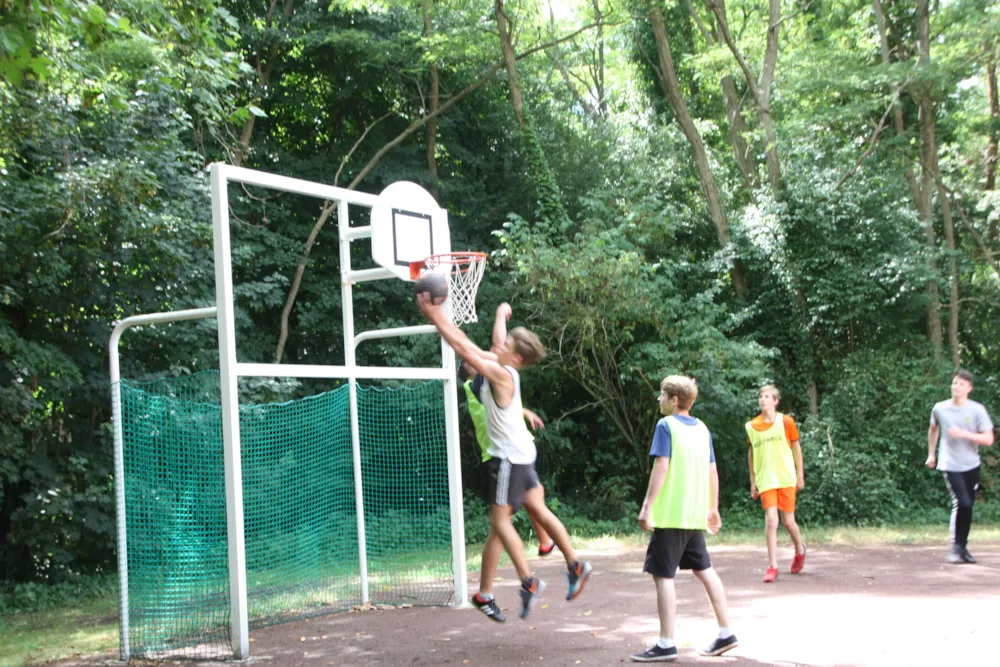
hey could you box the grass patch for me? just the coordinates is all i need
[465,522,1000,568]
[0,596,118,667]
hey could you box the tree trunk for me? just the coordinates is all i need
[423,0,440,200]
[548,3,597,116]
[592,0,607,116]
[916,0,944,357]
[650,8,747,300]
[704,0,782,188]
[872,0,921,204]
[758,0,782,187]
[986,59,998,192]
[721,75,758,191]
[683,0,758,191]
[496,0,525,127]
[233,0,297,167]
[938,180,960,366]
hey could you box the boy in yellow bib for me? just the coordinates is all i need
[746,385,805,583]
[632,376,738,662]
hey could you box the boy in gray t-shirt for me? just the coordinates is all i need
[926,369,995,564]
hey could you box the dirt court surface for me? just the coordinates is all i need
[55,541,1000,667]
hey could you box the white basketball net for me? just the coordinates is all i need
[422,252,487,325]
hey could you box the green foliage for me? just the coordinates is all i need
[0,573,116,615]
[3,0,1000,591]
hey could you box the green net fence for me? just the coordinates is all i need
[118,371,454,660]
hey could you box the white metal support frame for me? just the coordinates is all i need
[110,306,218,662]
[112,165,470,660]
[207,164,469,656]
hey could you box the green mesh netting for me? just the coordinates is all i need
[118,371,454,660]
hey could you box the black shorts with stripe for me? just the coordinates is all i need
[486,458,539,512]
[643,528,712,579]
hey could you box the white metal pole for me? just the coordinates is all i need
[211,164,250,658]
[339,198,370,603]
[441,336,469,607]
[109,307,218,662]
[109,333,130,662]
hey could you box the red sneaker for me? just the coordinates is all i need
[538,541,556,557]
[791,546,806,574]
[763,567,778,583]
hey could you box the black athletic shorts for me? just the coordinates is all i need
[486,458,539,512]
[643,528,712,578]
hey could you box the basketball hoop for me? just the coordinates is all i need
[410,252,488,324]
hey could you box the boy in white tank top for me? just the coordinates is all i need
[418,295,592,622]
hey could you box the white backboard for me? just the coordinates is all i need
[370,182,450,281]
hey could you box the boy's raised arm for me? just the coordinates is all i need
[418,293,510,394]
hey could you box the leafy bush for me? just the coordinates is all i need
[0,574,117,616]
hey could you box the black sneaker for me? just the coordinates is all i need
[948,544,965,564]
[519,577,546,619]
[699,635,739,657]
[566,560,592,600]
[471,593,505,623]
[961,548,977,564]
[631,645,678,662]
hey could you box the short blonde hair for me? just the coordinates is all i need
[510,327,546,366]
[759,384,781,402]
[661,375,698,410]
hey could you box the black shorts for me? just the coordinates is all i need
[643,528,712,579]
[486,458,539,512]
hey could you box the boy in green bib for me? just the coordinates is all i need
[462,364,554,555]
[631,376,738,662]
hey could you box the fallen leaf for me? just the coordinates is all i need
[300,637,306,642]
[464,662,470,665]
[529,626,536,630]
[541,604,548,609]
[591,631,597,636]
[584,610,592,616]
[249,638,255,643]
[443,637,451,641]
[576,662,582,665]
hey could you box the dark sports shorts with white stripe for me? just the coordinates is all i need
[486,458,539,512]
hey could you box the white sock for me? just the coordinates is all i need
[477,591,493,601]
[656,637,675,649]
[718,627,733,639]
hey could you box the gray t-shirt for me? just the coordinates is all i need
[930,400,994,472]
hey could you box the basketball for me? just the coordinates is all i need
[413,270,449,304]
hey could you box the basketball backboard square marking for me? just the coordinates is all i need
[392,208,434,267]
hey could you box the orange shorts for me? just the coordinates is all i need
[760,487,796,512]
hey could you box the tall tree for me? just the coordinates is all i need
[648,6,748,300]
[703,0,782,188]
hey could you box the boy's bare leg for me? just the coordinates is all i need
[692,567,730,629]
[653,576,677,640]
[525,485,553,549]
[489,503,532,580]
[522,486,576,565]
[479,529,504,595]
[781,511,805,554]
[764,506,780,568]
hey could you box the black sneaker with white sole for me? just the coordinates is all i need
[471,593,505,623]
[699,635,739,657]
[630,645,678,662]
